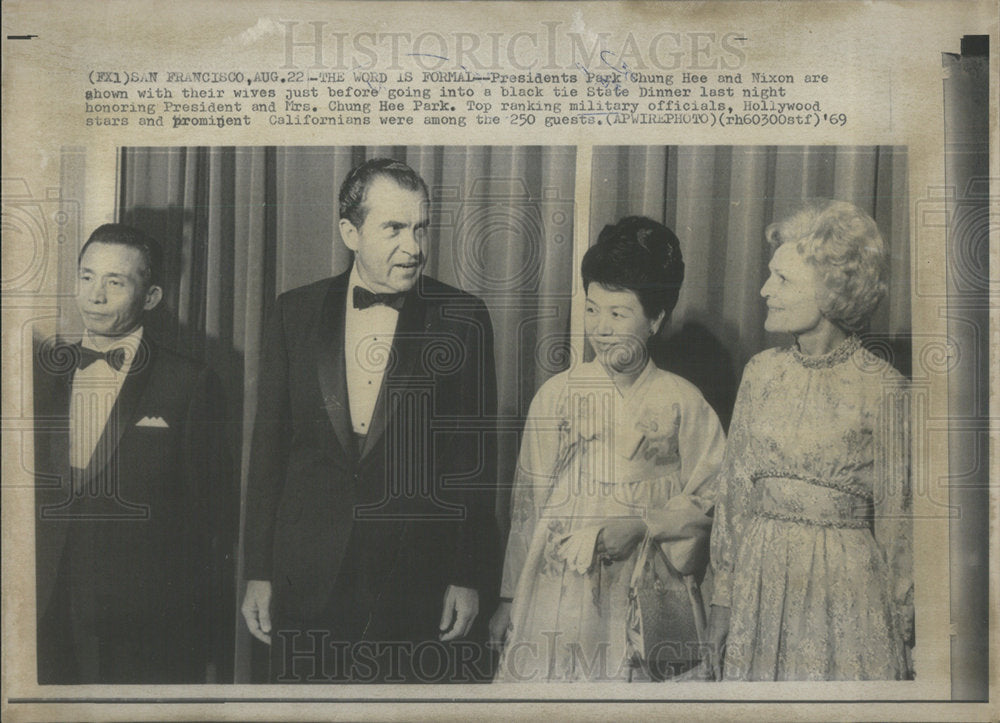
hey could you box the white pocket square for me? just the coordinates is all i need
[136,416,169,428]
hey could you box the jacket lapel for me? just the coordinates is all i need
[81,338,156,484]
[315,272,355,460]
[360,280,426,460]
[33,341,75,611]
[48,351,74,490]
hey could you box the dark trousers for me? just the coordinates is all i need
[269,434,495,684]
[37,537,205,685]
[269,520,494,683]
[37,553,80,684]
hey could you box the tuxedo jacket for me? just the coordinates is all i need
[243,270,499,632]
[33,334,234,683]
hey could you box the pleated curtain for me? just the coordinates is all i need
[117,145,576,680]
[116,143,909,680]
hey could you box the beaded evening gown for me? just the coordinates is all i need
[495,361,725,682]
[710,336,913,680]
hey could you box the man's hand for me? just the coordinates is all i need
[705,604,731,681]
[595,518,647,562]
[438,585,479,641]
[488,600,513,651]
[242,579,273,645]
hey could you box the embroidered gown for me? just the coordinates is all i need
[496,361,725,682]
[710,336,913,680]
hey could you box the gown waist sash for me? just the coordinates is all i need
[750,473,874,530]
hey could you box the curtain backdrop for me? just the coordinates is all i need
[590,146,910,427]
[115,144,909,681]
[117,145,576,681]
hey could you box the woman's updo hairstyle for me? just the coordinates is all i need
[581,215,685,322]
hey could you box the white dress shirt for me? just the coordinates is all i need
[344,268,401,436]
[69,326,143,470]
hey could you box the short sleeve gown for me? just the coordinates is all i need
[710,335,913,680]
[495,360,725,682]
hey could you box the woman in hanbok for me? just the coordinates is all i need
[490,217,726,682]
[707,199,913,681]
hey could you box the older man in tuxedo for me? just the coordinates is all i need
[34,224,234,683]
[241,158,499,683]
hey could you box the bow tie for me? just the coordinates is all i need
[353,286,405,311]
[77,345,128,372]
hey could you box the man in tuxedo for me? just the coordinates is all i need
[34,224,234,684]
[241,158,499,683]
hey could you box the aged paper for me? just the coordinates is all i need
[2,1,996,720]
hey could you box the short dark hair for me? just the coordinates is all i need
[79,223,163,288]
[338,157,430,228]
[581,216,685,321]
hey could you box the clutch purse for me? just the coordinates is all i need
[625,532,708,681]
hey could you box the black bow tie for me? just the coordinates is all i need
[353,286,405,311]
[77,345,128,372]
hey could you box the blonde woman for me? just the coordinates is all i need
[707,200,913,681]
